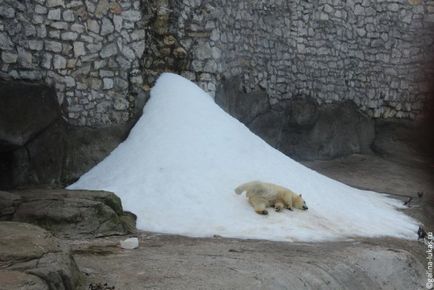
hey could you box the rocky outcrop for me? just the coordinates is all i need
[0,270,49,290]
[217,84,375,160]
[7,119,132,188]
[0,222,81,290]
[0,79,59,152]
[0,189,136,239]
[0,77,127,189]
[373,118,434,165]
[278,101,375,160]
[0,78,134,189]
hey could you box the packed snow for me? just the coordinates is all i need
[68,73,418,242]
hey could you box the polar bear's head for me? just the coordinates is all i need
[293,194,308,210]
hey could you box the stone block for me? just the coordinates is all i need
[47,8,61,20]
[1,51,18,64]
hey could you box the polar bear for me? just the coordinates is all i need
[235,181,308,215]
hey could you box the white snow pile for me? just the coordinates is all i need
[68,73,418,242]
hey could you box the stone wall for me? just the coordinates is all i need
[0,0,146,126]
[147,0,434,119]
[1,0,434,125]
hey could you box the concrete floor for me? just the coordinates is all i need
[72,153,433,290]
[303,154,434,229]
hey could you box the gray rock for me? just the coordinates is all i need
[1,189,135,238]
[100,70,114,77]
[372,119,432,165]
[100,42,118,58]
[47,8,61,20]
[0,6,15,18]
[63,124,135,183]
[113,15,122,32]
[35,4,48,14]
[0,191,21,220]
[70,23,84,33]
[85,0,96,13]
[50,21,68,30]
[9,38,26,56]
[45,40,62,53]
[0,221,81,290]
[95,0,111,17]
[86,43,102,53]
[114,97,129,110]
[195,43,213,60]
[388,3,400,11]
[42,53,53,69]
[19,71,42,81]
[64,76,76,87]
[216,77,374,160]
[122,46,136,60]
[279,101,375,160]
[103,78,114,89]
[2,116,137,189]
[37,25,47,38]
[354,5,364,15]
[249,108,288,147]
[1,51,18,63]
[53,55,66,69]
[0,270,48,290]
[87,19,100,34]
[121,10,141,22]
[130,40,145,57]
[0,32,13,50]
[114,77,128,90]
[48,30,60,39]
[61,31,78,41]
[91,78,102,89]
[28,40,43,50]
[101,17,114,36]
[0,222,57,261]
[116,55,131,69]
[62,9,74,22]
[47,0,65,8]
[215,75,270,124]
[73,41,85,57]
[131,29,145,41]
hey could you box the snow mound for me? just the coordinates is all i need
[68,73,418,242]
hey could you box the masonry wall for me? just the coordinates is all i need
[147,0,434,119]
[1,0,434,125]
[0,0,145,126]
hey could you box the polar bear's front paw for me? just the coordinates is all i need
[256,210,268,215]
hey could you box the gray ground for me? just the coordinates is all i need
[72,153,433,290]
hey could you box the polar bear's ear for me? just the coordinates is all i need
[299,194,302,197]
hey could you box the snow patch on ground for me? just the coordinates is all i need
[68,73,418,242]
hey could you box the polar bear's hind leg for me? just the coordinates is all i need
[248,196,268,215]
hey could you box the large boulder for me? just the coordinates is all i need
[373,118,433,165]
[215,76,270,124]
[0,77,136,189]
[62,124,133,184]
[0,189,136,238]
[3,120,132,189]
[0,270,49,290]
[0,222,81,290]
[0,78,59,152]
[216,78,375,160]
[280,101,375,160]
